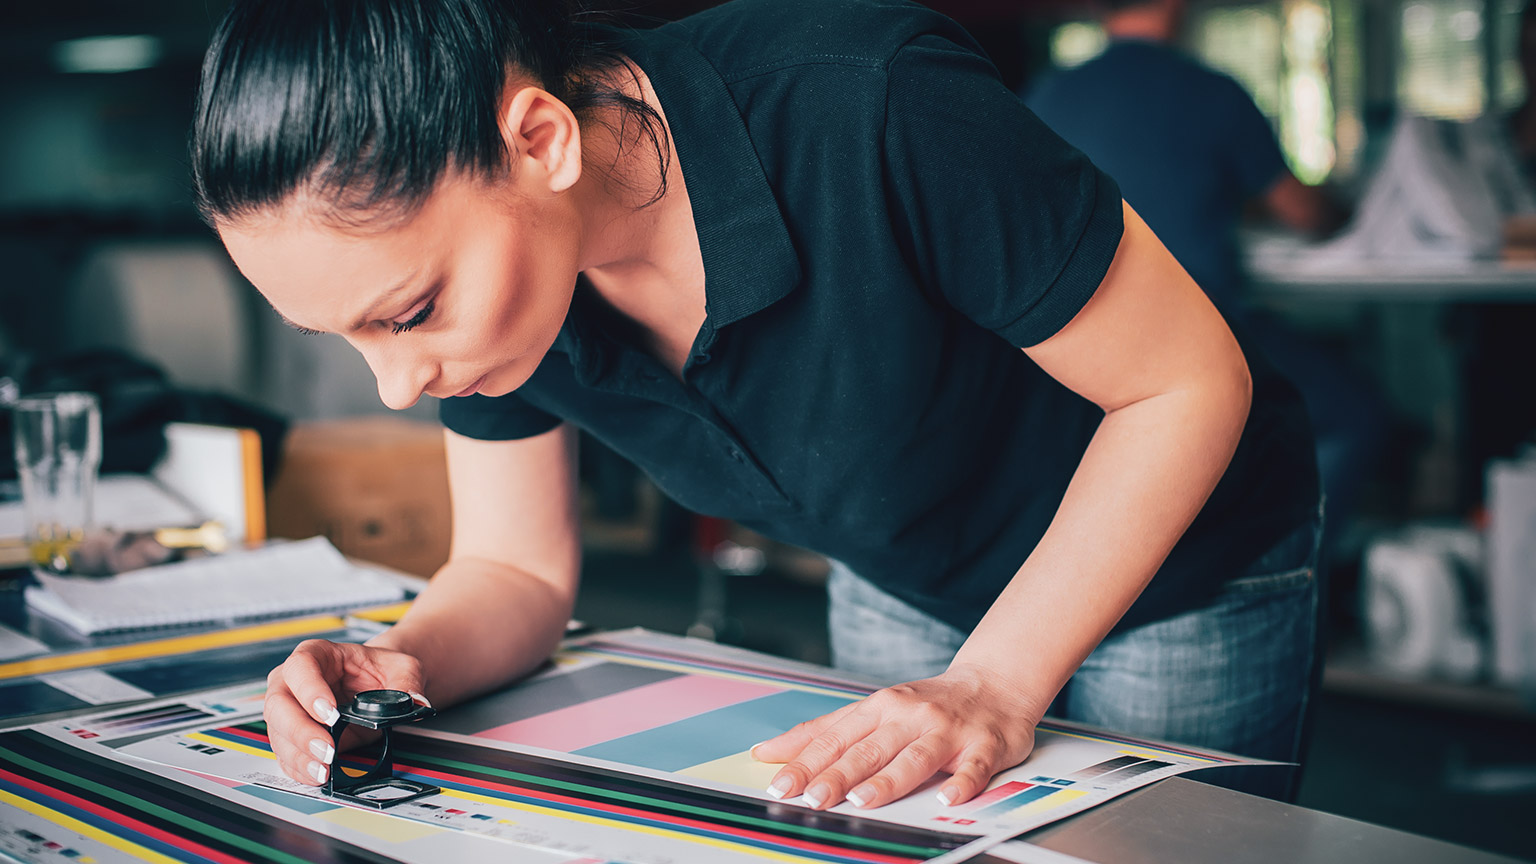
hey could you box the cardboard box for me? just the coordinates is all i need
[266,418,450,577]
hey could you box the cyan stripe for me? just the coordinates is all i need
[574,689,857,772]
[971,784,1057,820]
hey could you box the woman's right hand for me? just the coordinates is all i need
[263,639,428,786]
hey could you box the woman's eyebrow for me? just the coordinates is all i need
[347,270,421,331]
[268,302,321,335]
[266,270,423,334]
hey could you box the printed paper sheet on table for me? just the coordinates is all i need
[0,629,1275,864]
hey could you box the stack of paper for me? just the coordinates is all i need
[24,537,405,635]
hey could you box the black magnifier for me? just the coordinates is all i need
[322,689,439,809]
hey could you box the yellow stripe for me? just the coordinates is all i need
[186,732,276,761]
[563,650,861,701]
[0,786,181,864]
[438,788,820,864]
[0,615,347,681]
[349,602,413,623]
[1115,748,1182,762]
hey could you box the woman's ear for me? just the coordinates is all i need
[499,84,583,194]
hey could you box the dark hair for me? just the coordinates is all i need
[190,0,669,226]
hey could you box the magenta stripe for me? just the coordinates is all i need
[476,674,783,752]
[959,780,1030,812]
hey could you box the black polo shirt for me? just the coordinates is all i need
[441,0,1319,633]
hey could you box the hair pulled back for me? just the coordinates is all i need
[190,0,668,225]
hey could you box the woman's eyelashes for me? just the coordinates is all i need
[391,298,436,334]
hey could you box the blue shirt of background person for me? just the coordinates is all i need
[1025,14,1330,313]
[1025,0,1379,585]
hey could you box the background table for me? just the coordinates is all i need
[1024,776,1525,863]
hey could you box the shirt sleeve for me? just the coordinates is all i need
[883,34,1124,349]
[438,392,562,441]
[1218,75,1288,197]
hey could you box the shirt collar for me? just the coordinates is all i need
[608,23,801,328]
[552,24,803,379]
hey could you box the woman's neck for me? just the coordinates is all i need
[570,62,707,375]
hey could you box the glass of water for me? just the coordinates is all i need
[11,392,102,572]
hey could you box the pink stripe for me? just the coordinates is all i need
[186,769,243,789]
[477,675,782,751]
[961,780,1030,811]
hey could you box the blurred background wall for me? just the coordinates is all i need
[1,0,1527,416]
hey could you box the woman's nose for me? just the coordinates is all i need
[355,342,433,411]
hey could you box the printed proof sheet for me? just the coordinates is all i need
[0,629,1275,863]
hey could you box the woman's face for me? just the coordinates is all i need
[221,174,582,410]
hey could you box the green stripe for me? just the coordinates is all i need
[406,749,944,858]
[0,743,320,864]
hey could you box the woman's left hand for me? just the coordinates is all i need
[750,665,1044,810]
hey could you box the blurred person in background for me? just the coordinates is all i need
[1026,0,1386,570]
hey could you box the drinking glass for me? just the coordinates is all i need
[11,392,102,572]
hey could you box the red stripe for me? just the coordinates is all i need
[213,727,270,747]
[0,766,250,864]
[959,780,1030,812]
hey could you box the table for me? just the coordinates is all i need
[1247,253,1536,515]
[1025,776,1522,864]
[1248,259,1536,303]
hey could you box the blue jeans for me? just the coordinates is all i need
[827,510,1324,801]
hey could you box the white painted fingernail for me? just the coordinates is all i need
[748,740,768,756]
[846,788,871,808]
[767,777,792,799]
[936,789,955,807]
[408,691,432,708]
[309,739,335,765]
[307,761,327,783]
[802,784,828,809]
[313,699,340,726]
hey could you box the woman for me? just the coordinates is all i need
[195,0,1323,810]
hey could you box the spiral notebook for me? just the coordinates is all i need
[24,537,406,635]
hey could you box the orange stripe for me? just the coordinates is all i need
[239,427,267,543]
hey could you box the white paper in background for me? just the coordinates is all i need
[0,473,201,539]
[1249,113,1536,275]
[0,621,50,661]
[24,536,405,635]
[36,669,153,705]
